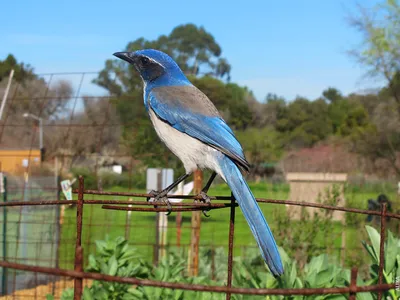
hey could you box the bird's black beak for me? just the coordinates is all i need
[113,52,136,64]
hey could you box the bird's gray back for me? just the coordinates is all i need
[151,85,221,117]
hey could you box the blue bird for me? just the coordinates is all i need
[113,49,284,276]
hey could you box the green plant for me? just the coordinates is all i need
[49,228,399,299]
[85,235,151,299]
[276,184,343,266]
[52,236,152,300]
[50,288,73,300]
[362,225,400,299]
[198,247,228,282]
[70,168,147,190]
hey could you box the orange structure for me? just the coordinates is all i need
[0,149,41,174]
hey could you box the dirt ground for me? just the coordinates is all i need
[0,279,93,299]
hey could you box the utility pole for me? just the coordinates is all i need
[23,113,44,161]
[0,70,14,121]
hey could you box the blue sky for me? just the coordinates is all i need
[1,0,384,101]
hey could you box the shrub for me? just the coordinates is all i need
[49,225,399,299]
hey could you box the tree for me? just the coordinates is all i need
[348,0,400,110]
[328,97,370,136]
[45,96,121,168]
[168,24,224,76]
[348,0,400,177]
[0,54,73,120]
[236,127,284,166]
[351,94,400,177]
[322,87,342,103]
[94,24,231,96]
[0,55,74,156]
[0,54,36,83]
[276,97,332,148]
[262,93,287,128]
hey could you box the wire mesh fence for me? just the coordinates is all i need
[0,71,399,298]
[0,175,61,296]
[0,177,398,299]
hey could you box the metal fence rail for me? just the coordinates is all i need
[0,176,398,300]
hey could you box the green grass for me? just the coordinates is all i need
[54,181,400,270]
[58,183,288,269]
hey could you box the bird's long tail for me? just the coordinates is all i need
[217,155,284,276]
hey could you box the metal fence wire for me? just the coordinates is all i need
[0,71,399,299]
[0,175,61,296]
[0,176,398,300]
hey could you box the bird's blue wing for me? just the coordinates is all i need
[148,85,250,171]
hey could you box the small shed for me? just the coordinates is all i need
[0,149,41,174]
[285,172,348,221]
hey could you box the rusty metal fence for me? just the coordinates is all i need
[0,176,397,299]
[0,71,399,299]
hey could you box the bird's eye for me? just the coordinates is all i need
[140,57,150,66]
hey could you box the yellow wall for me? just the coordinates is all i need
[0,150,41,174]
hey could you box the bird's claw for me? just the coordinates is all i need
[147,190,172,215]
[202,210,211,217]
[199,191,211,204]
[146,190,159,202]
[198,191,211,217]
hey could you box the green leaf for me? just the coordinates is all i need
[108,255,118,276]
[365,225,381,263]
[60,288,74,300]
[87,254,98,271]
[396,255,400,278]
[95,240,108,255]
[82,287,94,300]
[362,242,377,263]
[298,278,306,289]
[122,293,138,300]
[115,236,126,246]
[315,269,333,287]
[45,295,55,300]
[174,288,184,300]
[289,261,297,286]
[355,291,374,300]
[385,230,397,275]
[324,295,347,300]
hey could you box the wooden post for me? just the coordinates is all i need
[154,170,162,266]
[176,182,184,248]
[188,170,203,276]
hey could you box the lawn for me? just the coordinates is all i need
[56,181,399,270]
[58,182,289,269]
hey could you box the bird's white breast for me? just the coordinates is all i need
[149,109,224,177]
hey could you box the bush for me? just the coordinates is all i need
[49,225,399,299]
[70,168,146,190]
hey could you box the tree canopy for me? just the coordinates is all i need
[348,0,400,177]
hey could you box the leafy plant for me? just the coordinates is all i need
[198,247,228,282]
[49,228,399,299]
[276,184,343,266]
[362,225,400,299]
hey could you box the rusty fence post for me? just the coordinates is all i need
[349,267,358,300]
[189,170,203,276]
[226,193,236,300]
[377,203,387,300]
[74,176,84,300]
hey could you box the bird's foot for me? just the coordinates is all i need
[147,190,172,215]
[198,191,211,217]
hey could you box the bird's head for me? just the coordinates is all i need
[113,49,188,85]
